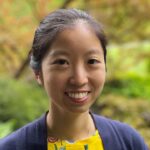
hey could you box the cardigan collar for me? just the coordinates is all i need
[37,112,110,150]
[37,112,120,150]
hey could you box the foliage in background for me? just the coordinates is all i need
[104,41,150,100]
[0,121,14,139]
[107,41,150,79]
[103,76,150,100]
[0,77,48,130]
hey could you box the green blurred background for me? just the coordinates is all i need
[0,0,150,147]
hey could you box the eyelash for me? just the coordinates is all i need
[53,59,69,65]
[52,58,100,65]
[88,59,100,64]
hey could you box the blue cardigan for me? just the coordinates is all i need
[0,113,148,150]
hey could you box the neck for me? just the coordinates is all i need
[46,108,95,141]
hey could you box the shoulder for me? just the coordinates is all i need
[0,114,46,150]
[93,114,148,150]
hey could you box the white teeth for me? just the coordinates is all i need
[68,92,88,99]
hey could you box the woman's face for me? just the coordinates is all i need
[39,23,106,114]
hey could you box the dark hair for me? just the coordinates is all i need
[29,8,107,70]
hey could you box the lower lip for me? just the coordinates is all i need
[66,95,88,105]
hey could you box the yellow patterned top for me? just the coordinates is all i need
[47,130,104,150]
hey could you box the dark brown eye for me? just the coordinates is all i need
[53,59,69,65]
[88,59,100,64]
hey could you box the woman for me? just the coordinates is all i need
[0,8,148,150]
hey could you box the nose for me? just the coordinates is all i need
[69,65,88,86]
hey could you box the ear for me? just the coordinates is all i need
[34,70,43,86]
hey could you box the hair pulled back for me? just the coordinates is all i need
[29,8,107,70]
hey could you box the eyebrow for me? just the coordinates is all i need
[48,50,69,57]
[48,48,103,57]
[85,48,103,56]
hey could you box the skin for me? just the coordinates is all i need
[36,21,106,141]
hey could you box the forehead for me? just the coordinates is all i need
[48,22,103,56]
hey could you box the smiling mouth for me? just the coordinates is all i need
[65,91,90,104]
[67,92,88,99]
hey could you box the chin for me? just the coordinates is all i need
[65,106,90,114]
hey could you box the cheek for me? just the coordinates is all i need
[43,72,67,95]
[93,70,106,90]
